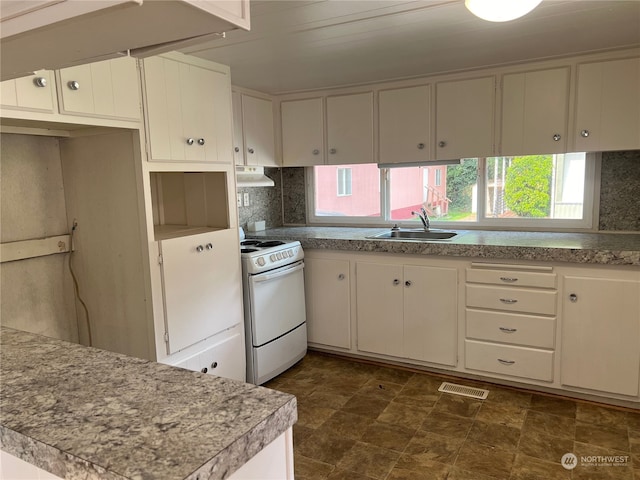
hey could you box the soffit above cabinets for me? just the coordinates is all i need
[0,0,249,81]
[181,0,640,95]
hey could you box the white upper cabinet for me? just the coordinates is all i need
[142,54,233,164]
[57,57,140,121]
[326,92,374,165]
[232,92,277,166]
[0,70,56,113]
[574,57,640,152]
[0,0,250,81]
[500,67,570,156]
[435,76,495,160]
[281,97,324,167]
[378,85,431,165]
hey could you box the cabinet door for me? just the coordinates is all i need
[356,262,403,357]
[575,57,640,152]
[561,275,640,396]
[242,94,277,166]
[199,329,246,382]
[501,68,569,155]
[57,57,140,120]
[435,76,495,160]
[281,97,324,166]
[327,92,374,165]
[143,56,233,163]
[379,85,431,164]
[232,91,245,164]
[404,265,458,366]
[159,229,243,354]
[0,70,55,113]
[304,257,350,349]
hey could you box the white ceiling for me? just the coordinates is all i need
[181,0,640,95]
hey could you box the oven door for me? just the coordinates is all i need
[248,260,306,347]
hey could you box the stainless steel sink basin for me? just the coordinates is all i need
[368,229,458,241]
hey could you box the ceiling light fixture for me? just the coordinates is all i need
[465,0,543,22]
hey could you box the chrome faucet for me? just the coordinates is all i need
[411,207,430,230]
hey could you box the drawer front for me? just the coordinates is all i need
[467,268,556,289]
[466,284,557,315]
[465,340,554,382]
[466,309,556,349]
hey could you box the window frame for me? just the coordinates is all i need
[336,167,352,197]
[306,152,601,231]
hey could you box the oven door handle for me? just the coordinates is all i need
[252,261,304,283]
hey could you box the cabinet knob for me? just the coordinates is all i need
[405,280,412,287]
[234,146,240,152]
[417,143,425,150]
[248,148,255,154]
[580,130,590,138]
[329,148,337,154]
[553,133,561,141]
[198,138,205,146]
[205,243,213,250]
[196,245,204,252]
[186,138,195,145]
[211,361,218,369]
[312,149,320,155]
[33,77,47,88]
[569,293,578,303]
[201,367,208,373]
[392,279,400,286]
[67,80,80,91]
[337,273,345,280]
[438,141,446,148]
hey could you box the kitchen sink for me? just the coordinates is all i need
[368,229,459,241]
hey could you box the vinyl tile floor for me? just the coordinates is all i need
[264,351,640,480]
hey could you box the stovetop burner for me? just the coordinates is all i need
[241,240,261,246]
[240,240,286,249]
[241,248,259,253]
[256,240,285,248]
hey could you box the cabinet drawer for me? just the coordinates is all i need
[466,309,555,349]
[465,340,554,382]
[466,268,556,288]
[466,284,557,315]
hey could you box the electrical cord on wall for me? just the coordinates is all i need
[68,220,93,347]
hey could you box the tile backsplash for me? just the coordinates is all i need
[238,151,640,232]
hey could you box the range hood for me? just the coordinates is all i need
[235,166,275,188]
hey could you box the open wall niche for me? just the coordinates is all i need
[151,171,231,241]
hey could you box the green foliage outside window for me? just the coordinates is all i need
[504,155,553,217]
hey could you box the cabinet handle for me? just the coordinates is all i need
[337,273,345,280]
[499,327,517,333]
[499,276,518,283]
[438,141,446,148]
[569,293,578,303]
[205,243,213,250]
[580,130,590,138]
[405,280,412,287]
[211,362,218,369]
[553,133,561,141]
[499,298,518,304]
[392,279,400,286]
[248,148,255,154]
[497,359,515,365]
[234,146,240,152]
[186,138,195,145]
[417,143,425,150]
[196,245,204,252]
[67,80,80,90]
[329,148,337,154]
[33,77,47,88]
[312,149,320,155]
[198,138,205,146]
[201,367,208,373]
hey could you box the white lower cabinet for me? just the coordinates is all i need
[560,268,640,397]
[304,254,351,349]
[465,340,554,382]
[356,260,458,366]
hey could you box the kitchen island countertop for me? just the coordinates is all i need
[247,226,640,266]
[0,327,296,480]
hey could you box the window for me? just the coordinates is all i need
[337,168,352,196]
[310,153,597,229]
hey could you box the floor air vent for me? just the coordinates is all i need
[438,382,489,400]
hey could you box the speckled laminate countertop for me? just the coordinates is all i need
[247,227,640,266]
[0,327,296,480]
